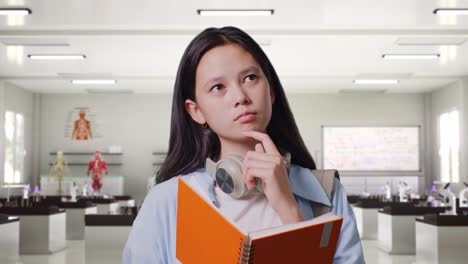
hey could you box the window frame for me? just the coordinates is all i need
[438,109,460,183]
[4,110,25,184]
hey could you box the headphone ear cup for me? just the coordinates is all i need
[206,154,270,199]
[215,155,248,199]
[214,168,235,195]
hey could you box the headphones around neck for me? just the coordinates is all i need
[205,152,291,199]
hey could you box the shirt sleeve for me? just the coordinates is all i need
[331,178,366,264]
[122,178,180,264]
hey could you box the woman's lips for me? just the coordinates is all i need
[237,113,256,123]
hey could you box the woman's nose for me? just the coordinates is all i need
[232,85,251,107]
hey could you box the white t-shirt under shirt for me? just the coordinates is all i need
[188,175,282,233]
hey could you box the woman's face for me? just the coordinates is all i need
[185,43,275,142]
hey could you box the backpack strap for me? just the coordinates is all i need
[310,169,340,217]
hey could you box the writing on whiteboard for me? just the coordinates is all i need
[323,127,419,171]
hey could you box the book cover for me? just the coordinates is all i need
[176,177,343,264]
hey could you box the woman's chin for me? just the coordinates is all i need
[238,122,267,132]
[239,127,260,133]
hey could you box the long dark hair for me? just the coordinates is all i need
[156,26,316,184]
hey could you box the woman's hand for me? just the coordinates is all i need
[241,130,304,224]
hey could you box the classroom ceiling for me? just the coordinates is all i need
[1,0,468,94]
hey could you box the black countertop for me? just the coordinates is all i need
[77,197,117,204]
[354,200,404,209]
[0,213,19,224]
[112,195,133,201]
[50,201,96,209]
[379,204,446,215]
[39,198,96,208]
[347,195,364,204]
[416,214,468,226]
[85,214,136,226]
[0,206,66,215]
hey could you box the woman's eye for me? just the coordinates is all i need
[244,74,257,83]
[210,84,223,92]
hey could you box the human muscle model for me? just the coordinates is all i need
[87,150,109,195]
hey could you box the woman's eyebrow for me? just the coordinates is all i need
[239,66,260,76]
[203,76,223,88]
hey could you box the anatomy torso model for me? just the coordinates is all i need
[87,151,109,195]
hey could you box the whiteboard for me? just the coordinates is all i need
[322,126,420,171]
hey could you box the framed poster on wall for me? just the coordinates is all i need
[65,107,102,140]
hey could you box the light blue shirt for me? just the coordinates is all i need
[123,164,365,263]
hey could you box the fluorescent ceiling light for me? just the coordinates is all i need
[434,8,468,15]
[28,54,86,60]
[72,80,116,85]
[197,9,274,16]
[353,79,399,85]
[395,37,467,46]
[1,39,70,46]
[382,54,440,60]
[0,8,31,16]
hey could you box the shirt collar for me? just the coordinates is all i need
[287,164,331,207]
[193,164,331,207]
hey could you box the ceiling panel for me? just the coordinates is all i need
[0,0,467,93]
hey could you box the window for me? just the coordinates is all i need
[4,111,25,184]
[438,110,459,183]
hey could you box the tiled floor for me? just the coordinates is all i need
[362,240,415,264]
[4,239,419,264]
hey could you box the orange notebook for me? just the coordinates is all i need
[176,177,343,264]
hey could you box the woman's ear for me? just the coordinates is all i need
[184,99,206,125]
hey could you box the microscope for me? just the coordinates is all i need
[459,182,468,208]
[70,182,78,202]
[380,182,392,201]
[398,181,411,202]
[32,185,42,204]
[437,183,457,215]
[21,185,30,207]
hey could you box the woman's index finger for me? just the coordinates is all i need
[241,131,280,155]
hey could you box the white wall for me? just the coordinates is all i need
[287,93,426,173]
[38,92,427,201]
[287,93,427,194]
[0,82,35,189]
[39,94,173,202]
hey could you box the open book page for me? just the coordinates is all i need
[250,212,341,239]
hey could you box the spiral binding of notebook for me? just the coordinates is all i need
[238,236,255,264]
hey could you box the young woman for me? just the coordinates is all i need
[123,26,365,264]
